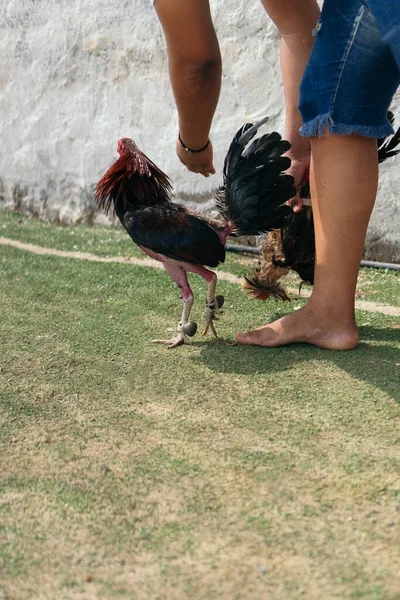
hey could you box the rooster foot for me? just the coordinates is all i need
[202,295,224,337]
[152,321,198,349]
[152,336,187,349]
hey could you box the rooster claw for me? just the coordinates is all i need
[202,294,225,338]
[202,295,224,337]
[202,319,218,338]
[151,320,198,349]
[151,336,186,349]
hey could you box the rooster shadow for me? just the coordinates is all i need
[193,322,400,403]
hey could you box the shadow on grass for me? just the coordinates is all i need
[194,323,400,402]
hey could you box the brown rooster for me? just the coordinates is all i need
[242,113,400,303]
[95,117,295,347]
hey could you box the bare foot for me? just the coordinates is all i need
[236,304,360,350]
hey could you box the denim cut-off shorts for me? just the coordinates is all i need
[299,0,400,138]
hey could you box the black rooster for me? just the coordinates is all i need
[95,117,295,347]
[242,113,400,302]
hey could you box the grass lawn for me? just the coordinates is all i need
[0,209,399,600]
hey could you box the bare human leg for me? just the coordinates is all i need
[236,133,379,350]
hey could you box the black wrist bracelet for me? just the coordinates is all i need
[178,133,210,154]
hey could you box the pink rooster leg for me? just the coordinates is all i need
[203,271,221,337]
[186,266,223,337]
[151,264,197,349]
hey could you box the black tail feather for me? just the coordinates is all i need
[378,111,400,163]
[215,118,295,236]
[378,128,400,163]
[238,116,270,146]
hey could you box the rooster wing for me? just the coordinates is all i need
[122,205,226,268]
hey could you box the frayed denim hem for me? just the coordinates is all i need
[300,113,394,138]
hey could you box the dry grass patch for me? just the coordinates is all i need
[0,213,399,599]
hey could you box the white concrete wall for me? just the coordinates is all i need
[1,0,399,260]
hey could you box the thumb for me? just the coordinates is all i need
[287,192,303,213]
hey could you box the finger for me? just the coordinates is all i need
[200,166,215,177]
[287,196,303,213]
[202,166,213,176]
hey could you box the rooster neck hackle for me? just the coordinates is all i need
[95,144,172,216]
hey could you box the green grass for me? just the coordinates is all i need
[1,209,400,305]
[0,209,399,600]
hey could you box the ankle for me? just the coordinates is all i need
[306,293,356,326]
[296,302,360,349]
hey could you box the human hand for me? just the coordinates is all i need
[284,153,311,213]
[176,139,216,177]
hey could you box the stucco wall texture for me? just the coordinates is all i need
[1,0,399,261]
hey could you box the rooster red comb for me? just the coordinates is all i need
[116,138,153,177]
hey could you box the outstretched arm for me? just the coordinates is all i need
[154,0,222,177]
[260,0,320,210]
